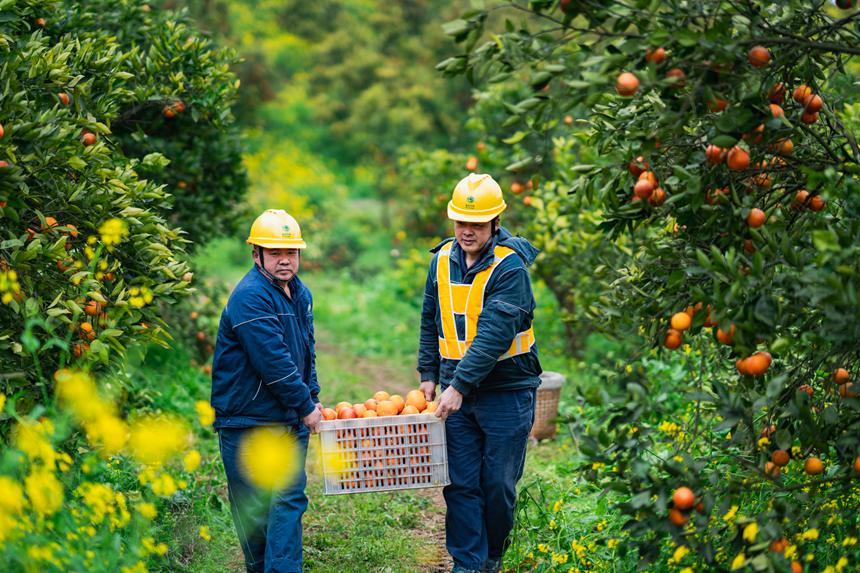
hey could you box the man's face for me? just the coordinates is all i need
[454,220,494,257]
[253,247,300,282]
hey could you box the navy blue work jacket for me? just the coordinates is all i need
[211,266,319,429]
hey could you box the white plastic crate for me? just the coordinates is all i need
[318,414,450,495]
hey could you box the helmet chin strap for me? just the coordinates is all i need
[255,246,287,287]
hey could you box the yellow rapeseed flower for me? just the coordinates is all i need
[128,415,188,465]
[16,419,57,468]
[85,414,129,455]
[137,502,157,520]
[183,450,202,472]
[199,525,211,542]
[195,400,216,426]
[670,545,690,564]
[238,427,300,491]
[0,393,5,411]
[24,469,64,516]
[0,475,24,517]
[801,529,820,541]
[607,538,618,550]
[731,552,746,570]
[743,522,759,543]
[98,218,128,246]
[723,505,739,522]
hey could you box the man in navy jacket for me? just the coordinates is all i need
[419,174,542,573]
[212,209,322,573]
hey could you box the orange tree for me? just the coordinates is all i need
[441,1,860,570]
[0,1,244,405]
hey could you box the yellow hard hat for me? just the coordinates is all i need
[447,173,507,223]
[246,209,307,249]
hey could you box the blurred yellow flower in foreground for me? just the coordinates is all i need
[183,450,202,472]
[25,469,64,516]
[0,475,24,514]
[99,218,128,246]
[195,400,216,427]
[238,427,300,491]
[128,415,188,465]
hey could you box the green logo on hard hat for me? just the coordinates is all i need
[282,224,292,237]
[465,195,475,209]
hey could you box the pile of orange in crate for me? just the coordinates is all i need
[321,389,438,420]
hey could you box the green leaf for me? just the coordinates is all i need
[502,131,527,145]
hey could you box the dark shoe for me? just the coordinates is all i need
[483,557,501,573]
[451,565,481,573]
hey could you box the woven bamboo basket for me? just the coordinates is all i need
[530,371,564,440]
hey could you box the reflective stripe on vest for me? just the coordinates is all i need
[436,243,536,361]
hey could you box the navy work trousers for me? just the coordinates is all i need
[218,424,310,573]
[443,388,536,571]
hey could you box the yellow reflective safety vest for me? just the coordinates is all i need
[436,242,536,361]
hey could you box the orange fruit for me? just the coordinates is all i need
[615,72,639,96]
[804,457,824,475]
[800,111,818,124]
[706,145,726,164]
[833,368,850,385]
[58,92,70,105]
[645,47,666,64]
[338,407,356,420]
[389,394,405,413]
[523,196,533,207]
[363,410,377,418]
[743,352,771,376]
[633,179,654,199]
[352,403,367,417]
[81,131,97,146]
[668,508,688,526]
[638,170,658,186]
[321,408,337,421]
[707,98,728,112]
[628,156,649,177]
[793,190,809,209]
[764,461,781,478]
[747,208,766,228]
[665,68,686,87]
[760,424,777,438]
[798,384,814,397]
[727,147,750,170]
[808,196,825,212]
[401,405,419,415]
[773,139,793,156]
[769,103,784,118]
[79,322,95,341]
[373,391,390,402]
[405,389,427,412]
[510,182,524,194]
[563,115,573,125]
[771,449,790,467]
[770,538,788,553]
[163,106,176,118]
[716,324,735,345]
[748,45,771,67]
[793,85,812,103]
[803,94,823,113]
[335,401,352,413]
[672,486,695,510]
[853,456,860,474]
[84,300,102,316]
[423,401,438,414]
[768,82,785,104]
[736,358,750,376]
[648,187,666,206]
[663,329,682,350]
[791,561,803,573]
[364,398,378,411]
[376,400,398,417]
[839,382,857,398]
[670,312,692,332]
[466,156,478,171]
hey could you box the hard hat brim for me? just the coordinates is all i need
[247,238,307,249]
[447,201,507,223]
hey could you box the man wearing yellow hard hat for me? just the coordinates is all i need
[417,174,542,573]
[211,209,323,573]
